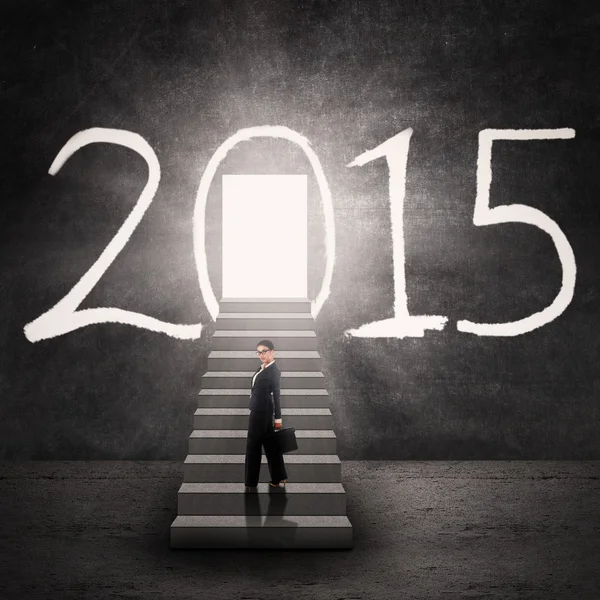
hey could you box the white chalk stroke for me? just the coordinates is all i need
[23,128,203,342]
[344,128,449,338]
[193,125,335,320]
[457,128,576,336]
[24,125,576,343]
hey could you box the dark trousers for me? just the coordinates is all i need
[244,409,287,486]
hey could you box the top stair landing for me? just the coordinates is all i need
[215,299,315,332]
[219,298,312,314]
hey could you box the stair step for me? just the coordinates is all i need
[200,371,325,389]
[183,454,341,482]
[198,388,330,408]
[219,299,312,314]
[216,313,314,330]
[189,429,336,454]
[207,351,321,371]
[211,330,318,350]
[171,299,352,549]
[177,483,346,515]
[170,515,353,549]
[193,408,333,430]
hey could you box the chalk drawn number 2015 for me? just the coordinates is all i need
[23,126,576,343]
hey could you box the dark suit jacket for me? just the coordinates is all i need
[249,361,282,419]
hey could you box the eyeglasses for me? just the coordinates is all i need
[256,349,271,356]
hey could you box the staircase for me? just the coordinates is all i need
[170,298,353,549]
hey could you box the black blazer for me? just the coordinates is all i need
[249,361,282,419]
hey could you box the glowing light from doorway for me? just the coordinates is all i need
[222,174,308,298]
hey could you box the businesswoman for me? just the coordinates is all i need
[244,339,288,489]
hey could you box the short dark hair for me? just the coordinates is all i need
[256,339,274,350]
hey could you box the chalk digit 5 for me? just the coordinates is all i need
[457,128,576,336]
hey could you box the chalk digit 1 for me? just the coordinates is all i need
[23,127,203,342]
[457,128,576,336]
[344,128,448,338]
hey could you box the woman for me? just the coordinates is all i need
[244,339,288,490]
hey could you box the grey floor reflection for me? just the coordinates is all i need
[244,485,299,548]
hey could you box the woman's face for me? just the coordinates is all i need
[256,345,274,365]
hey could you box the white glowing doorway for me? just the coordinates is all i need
[222,174,308,298]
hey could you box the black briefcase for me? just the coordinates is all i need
[263,427,298,454]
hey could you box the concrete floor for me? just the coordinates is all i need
[0,461,598,599]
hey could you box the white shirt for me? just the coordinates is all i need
[252,358,275,387]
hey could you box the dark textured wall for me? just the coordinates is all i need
[1,0,599,459]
